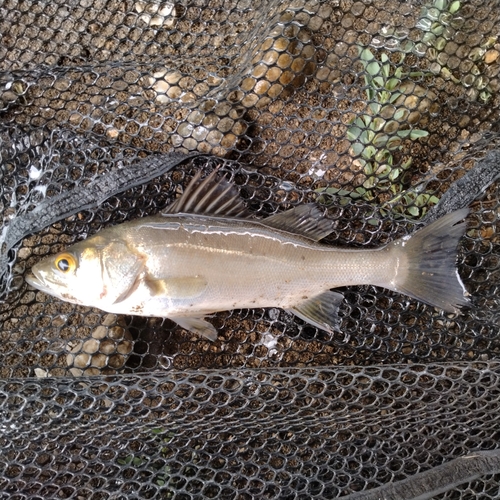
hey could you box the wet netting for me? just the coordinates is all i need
[1,0,500,498]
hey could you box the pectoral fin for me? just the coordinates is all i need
[174,316,218,341]
[289,291,344,333]
[145,276,207,299]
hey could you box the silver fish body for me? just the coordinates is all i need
[80,214,395,313]
[26,170,469,340]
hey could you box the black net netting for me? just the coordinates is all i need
[1,0,500,498]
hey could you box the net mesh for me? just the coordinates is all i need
[1,0,500,497]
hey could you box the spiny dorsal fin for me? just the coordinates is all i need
[264,204,334,241]
[163,170,251,218]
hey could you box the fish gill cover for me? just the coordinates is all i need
[0,0,500,498]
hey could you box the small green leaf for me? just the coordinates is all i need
[393,66,403,79]
[378,90,392,104]
[431,24,444,36]
[427,7,441,20]
[435,0,447,10]
[479,91,492,103]
[393,108,407,121]
[373,133,390,147]
[389,184,400,195]
[409,129,429,139]
[389,168,401,181]
[369,102,382,115]
[433,36,447,51]
[397,130,411,139]
[481,37,497,50]
[407,206,420,217]
[361,114,374,127]
[360,130,375,145]
[474,76,488,91]
[363,177,378,189]
[376,164,391,177]
[360,47,375,62]
[367,61,381,76]
[375,149,391,163]
[422,32,436,45]
[386,78,400,91]
[354,117,366,128]
[389,92,403,103]
[365,86,375,101]
[449,1,460,14]
[347,127,362,141]
[372,76,385,88]
[363,144,376,158]
[351,142,365,156]
[363,162,374,175]
[372,117,386,131]
[401,158,413,169]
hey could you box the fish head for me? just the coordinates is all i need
[26,236,145,308]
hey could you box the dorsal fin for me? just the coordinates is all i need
[163,170,251,218]
[263,204,334,241]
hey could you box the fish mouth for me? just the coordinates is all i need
[26,269,79,303]
[25,271,46,291]
[26,269,59,294]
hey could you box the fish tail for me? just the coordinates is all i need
[389,209,470,313]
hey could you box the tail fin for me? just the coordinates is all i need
[390,209,469,313]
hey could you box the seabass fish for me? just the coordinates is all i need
[26,170,469,340]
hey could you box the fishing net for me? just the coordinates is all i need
[1,0,500,497]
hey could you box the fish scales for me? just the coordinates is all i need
[26,169,470,340]
[117,215,394,313]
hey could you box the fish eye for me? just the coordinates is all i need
[55,253,77,273]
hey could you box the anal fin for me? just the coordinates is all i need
[289,291,344,333]
[174,316,218,341]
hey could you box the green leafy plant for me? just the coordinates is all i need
[379,0,495,103]
[316,47,439,219]
[347,47,429,202]
[416,0,495,103]
[317,0,494,219]
[344,46,430,208]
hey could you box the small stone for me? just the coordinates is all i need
[65,315,133,376]
[82,338,100,354]
[73,352,91,369]
[485,49,499,64]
